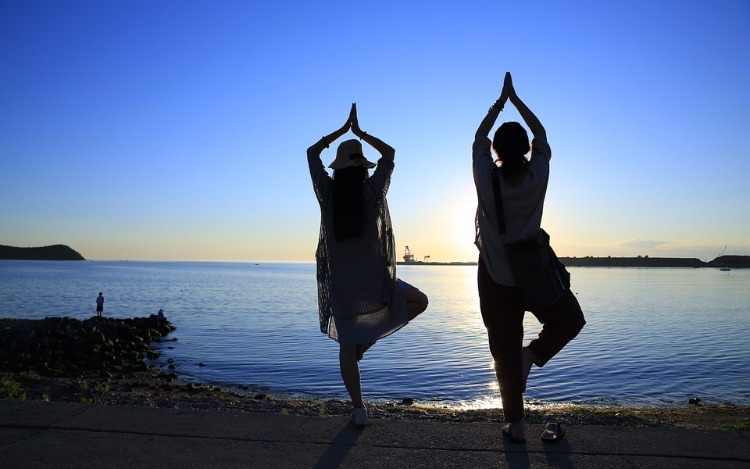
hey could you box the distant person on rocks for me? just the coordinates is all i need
[473,73,586,443]
[157,309,166,321]
[96,292,105,317]
[308,103,429,427]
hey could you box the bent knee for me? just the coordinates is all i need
[563,317,586,341]
[417,290,429,309]
[408,287,428,305]
[571,315,586,332]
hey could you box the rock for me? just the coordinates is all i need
[0,316,176,379]
[185,383,202,394]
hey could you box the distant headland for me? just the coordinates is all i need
[398,255,750,269]
[558,255,749,269]
[0,244,85,261]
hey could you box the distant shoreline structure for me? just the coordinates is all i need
[398,245,747,269]
[1,245,747,268]
[398,261,477,266]
[399,255,750,269]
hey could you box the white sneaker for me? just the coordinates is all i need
[351,408,368,426]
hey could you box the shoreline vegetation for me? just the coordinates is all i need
[2,244,748,268]
[1,317,748,431]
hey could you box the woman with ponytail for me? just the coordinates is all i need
[473,73,585,443]
[308,104,428,426]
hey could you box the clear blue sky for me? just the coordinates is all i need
[2,0,748,261]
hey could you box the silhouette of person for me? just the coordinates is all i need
[96,292,104,317]
[308,103,429,426]
[473,73,585,443]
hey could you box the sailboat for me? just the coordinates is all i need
[718,245,731,271]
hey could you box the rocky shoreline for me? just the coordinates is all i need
[2,317,749,431]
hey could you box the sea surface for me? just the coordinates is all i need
[1,260,748,409]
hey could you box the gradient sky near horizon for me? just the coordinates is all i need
[2,1,749,262]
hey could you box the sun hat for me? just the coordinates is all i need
[328,139,376,169]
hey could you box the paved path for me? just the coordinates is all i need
[1,401,748,468]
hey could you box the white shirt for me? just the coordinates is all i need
[473,136,551,285]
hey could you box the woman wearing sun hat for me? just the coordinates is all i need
[308,103,428,426]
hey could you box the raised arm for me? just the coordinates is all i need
[475,73,510,140]
[307,104,356,157]
[350,103,395,160]
[505,73,546,141]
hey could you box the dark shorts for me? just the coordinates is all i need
[96,305,103,312]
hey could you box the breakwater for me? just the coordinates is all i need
[0,316,175,378]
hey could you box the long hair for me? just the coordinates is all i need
[492,121,530,175]
[332,166,367,240]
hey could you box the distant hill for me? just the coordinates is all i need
[400,255,750,268]
[0,244,85,261]
[705,255,750,269]
[558,256,704,268]
[559,255,750,269]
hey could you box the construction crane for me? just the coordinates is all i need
[423,255,431,262]
[403,246,415,263]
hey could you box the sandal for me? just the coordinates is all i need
[541,422,565,442]
[501,424,526,444]
[521,347,535,393]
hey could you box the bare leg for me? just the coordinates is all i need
[339,344,364,409]
[406,286,429,321]
[356,342,374,361]
[502,420,526,442]
[521,346,536,393]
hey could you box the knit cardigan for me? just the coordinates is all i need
[308,150,397,335]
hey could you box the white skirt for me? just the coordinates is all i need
[329,279,411,345]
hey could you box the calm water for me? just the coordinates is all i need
[1,260,748,408]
